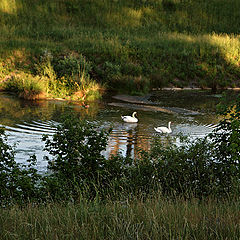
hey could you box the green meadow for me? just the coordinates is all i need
[0,0,240,99]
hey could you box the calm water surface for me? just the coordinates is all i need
[0,91,224,172]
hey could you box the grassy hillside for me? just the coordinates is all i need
[0,0,240,98]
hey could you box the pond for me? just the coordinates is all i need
[0,90,226,172]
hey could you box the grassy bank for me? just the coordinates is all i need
[0,0,240,99]
[1,196,240,240]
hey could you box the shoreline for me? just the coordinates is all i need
[153,87,240,91]
[1,86,239,104]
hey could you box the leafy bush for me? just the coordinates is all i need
[32,51,102,99]
[162,0,177,12]
[207,94,240,194]
[121,62,142,77]
[134,136,234,198]
[0,129,42,206]
[97,61,122,83]
[54,54,92,79]
[42,115,111,201]
[129,94,240,198]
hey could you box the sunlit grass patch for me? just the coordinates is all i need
[104,7,142,28]
[0,69,103,101]
[70,71,104,101]
[0,0,17,14]
[72,82,103,101]
[207,33,240,65]
[1,72,48,100]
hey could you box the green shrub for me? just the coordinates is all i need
[42,115,111,201]
[208,94,240,186]
[121,62,142,77]
[0,129,42,206]
[54,54,92,79]
[32,50,102,99]
[162,0,177,12]
[98,61,122,83]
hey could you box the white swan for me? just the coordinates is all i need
[154,122,172,133]
[121,112,138,123]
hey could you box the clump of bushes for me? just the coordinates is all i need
[35,50,103,101]
[42,116,111,201]
[54,54,92,79]
[1,50,103,101]
[0,128,42,206]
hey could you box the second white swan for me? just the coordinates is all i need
[121,112,138,123]
[154,122,172,133]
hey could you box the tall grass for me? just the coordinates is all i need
[1,72,48,99]
[1,0,239,34]
[1,195,240,239]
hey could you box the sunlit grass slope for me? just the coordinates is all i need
[0,0,240,98]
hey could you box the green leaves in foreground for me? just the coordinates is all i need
[0,129,42,206]
[42,115,111,201]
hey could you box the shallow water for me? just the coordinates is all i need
[0,91,224,172]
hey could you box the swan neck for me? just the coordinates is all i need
[168,122,171,130]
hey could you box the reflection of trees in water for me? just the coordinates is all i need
[109,123,151,158]
[71,101,100,119]
[0,95,63,123]
[126,128,134,158]
[110,134,120,156]
[0,94,100,125]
